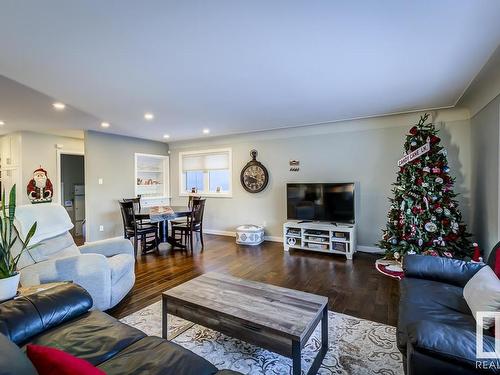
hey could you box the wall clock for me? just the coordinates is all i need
[240,150,269,193]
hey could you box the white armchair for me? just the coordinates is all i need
[13,204,135,310]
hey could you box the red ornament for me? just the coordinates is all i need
[416,178,423,186]
[409,126,418,135]
[430,135,440,144]
[472,243,481,262]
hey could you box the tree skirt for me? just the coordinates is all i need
[375,259,404,280]
[121,301,403,375]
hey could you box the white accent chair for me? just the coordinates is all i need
[13,204,135,310]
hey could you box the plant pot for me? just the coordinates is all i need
[0,272,20,302]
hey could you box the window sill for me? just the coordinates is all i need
[179,192,232,198]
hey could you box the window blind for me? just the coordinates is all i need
[182,151,230,171]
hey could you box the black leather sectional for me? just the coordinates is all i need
[0,284,240,375]
[399,254,498,374]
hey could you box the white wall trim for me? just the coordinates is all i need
[203,229,283,243]
[357,245,384,254]
[55,149,85,205]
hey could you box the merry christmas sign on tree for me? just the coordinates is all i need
[379,114,475,261]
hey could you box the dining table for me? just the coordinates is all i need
[135,205,191,249]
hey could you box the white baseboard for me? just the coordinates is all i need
[357,245,384,254]
[204,230,382,251]
[204,229,283,243]
[204,229,236,237]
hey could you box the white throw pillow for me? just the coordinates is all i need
[463,266,500,329]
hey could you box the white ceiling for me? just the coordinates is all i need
[0,1,499,142]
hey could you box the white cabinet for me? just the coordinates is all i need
[0,134,22,203]
[1,134,21,167]
[283,221,357,260]
[135,153,169,205]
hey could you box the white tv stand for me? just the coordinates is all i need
[283,221,356,260]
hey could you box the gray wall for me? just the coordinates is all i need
[170,109,472,249]
[84,131,168,241]
[471,95,500,258]
[20,131,84,205]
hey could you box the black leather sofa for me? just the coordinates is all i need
[0,284,240,375]
[398,254,499,374]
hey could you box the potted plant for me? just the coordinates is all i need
[0,185,37,301]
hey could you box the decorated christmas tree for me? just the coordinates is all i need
[379,114,474,261]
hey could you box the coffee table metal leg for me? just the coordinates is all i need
[292,340,301,375]
[301,305,328,375]
[322,306,328,351]
[162,297,168,339]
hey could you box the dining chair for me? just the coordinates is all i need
[171,198,206,252]
[119,200,159,257]
[170,195,200,227]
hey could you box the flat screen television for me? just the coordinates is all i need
[286,183,355,223]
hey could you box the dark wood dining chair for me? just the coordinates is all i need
[119,200,159,257]
[170,195,200,227]
[171,198,206,252]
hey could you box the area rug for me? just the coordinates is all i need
[121,301,404,375]
[375,258,404,280]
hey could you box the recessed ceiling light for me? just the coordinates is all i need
[53,102,66,110]
[144,112,154,121]
[163,134,170,139]
[203,128,210,134]
[101,122,110,128]
[0,121,4,126]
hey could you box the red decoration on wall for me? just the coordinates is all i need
[27,167,53,204]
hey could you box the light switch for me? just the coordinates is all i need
[99,225,104,232]
[98,178,103,185]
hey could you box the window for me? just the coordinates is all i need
[179,148,232,196]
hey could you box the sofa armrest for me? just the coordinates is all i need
[407,320,498,371]
[19,254,112,311]
[0,284,92,346]
[403,254,485,287]
[79,237,134,258]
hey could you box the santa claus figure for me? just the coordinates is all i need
[27,167,53,203]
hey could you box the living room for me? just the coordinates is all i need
[0,2,499,375]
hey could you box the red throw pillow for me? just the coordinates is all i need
[26,344,106,375]
[493,249,500,279]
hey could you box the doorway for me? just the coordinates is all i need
[59,153,85,245]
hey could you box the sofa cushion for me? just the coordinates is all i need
[398,277,476,351]
[463,266,500,329]
[98,336,220,375]
[108,254,135,284]
[15,232,80,269]
[0,334,38,375]
[0,284,92,345]
[26,310,146,366]
[27,344,106,375]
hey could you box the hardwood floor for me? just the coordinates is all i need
[109,234,400,326]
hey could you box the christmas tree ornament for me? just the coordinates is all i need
[435,207,443,214]
[435,177,444,184]
[418,238,423,246]
[422,166,430,173]
[444,208,451,217]
[443,166,450,173]
[424,222,438,232]
[394,252,400,260]
[409,126,418,135]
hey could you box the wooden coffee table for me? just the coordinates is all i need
[162,272,328,375]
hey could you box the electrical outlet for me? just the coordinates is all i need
[98,178,103,185]
[99,225,104,232]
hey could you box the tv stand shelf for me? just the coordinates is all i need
[283,221,356,260]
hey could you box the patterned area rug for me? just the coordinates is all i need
[121,301,403,375]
